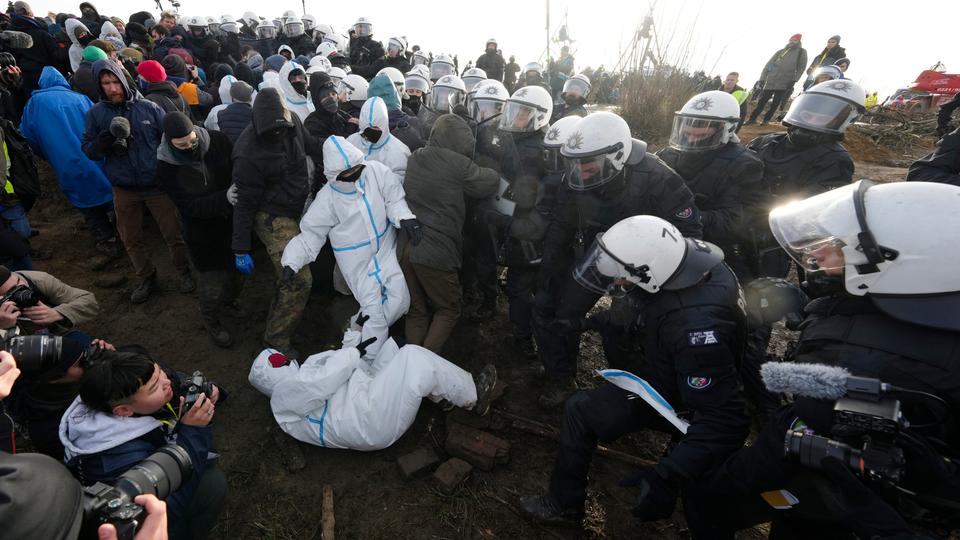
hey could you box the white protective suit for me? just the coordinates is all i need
[248,333,478,450]
[277,60,315,122]
[259,70,281,92]
[281,136,413,359]
[346,96,411,182]
[204,75,241,131]
[65,19,88,72]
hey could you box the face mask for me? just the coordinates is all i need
[362,127,382,143]
[319,94,338,113]
[290,80,307,96]
[786,127,829,149]
[78,34,94,47]
[337,165,364,182]
[174,139,199,156]
[564,95,584,108]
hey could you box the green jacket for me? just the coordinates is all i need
[402,114,499,271]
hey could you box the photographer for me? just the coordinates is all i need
[60,349,226,540]
[0,350,169,540]
[684,181,960,539]
[0,265,99,338]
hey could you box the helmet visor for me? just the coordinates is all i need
[565,147,622,191]
[463,76,485,92]
[429,62,455,81]
[500,101,543,132]
[412,54,429,66]
[285,22,303,36]
[668,115,728,152]
[543,146,564,174]
[303,20,315,32]
[427,87,462,112]
[355,23,371,37]
[257,26,276,39]
[769,182,860,272]
[471,99,503,123]
[404,75,430,93]
[783,93,859,134]
[562,77,590,98]
[573,235,637,298]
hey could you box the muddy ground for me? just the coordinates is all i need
[19,121,928,539]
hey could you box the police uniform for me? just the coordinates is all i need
[535,145,702,382]
[547,261,750,513]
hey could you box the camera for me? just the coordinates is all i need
[180,370,214,411]
[81,444,192,540]
[1,283,39,308]
[2,334,63,372]
[785,429,906,483]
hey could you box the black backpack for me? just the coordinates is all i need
[1,119,42,211]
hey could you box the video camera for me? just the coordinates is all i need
[81,444,192,540]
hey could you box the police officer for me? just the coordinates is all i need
[348,17,385,75]
[936,92,959,137]
[534,112,702,407]
[550,73,591,121]
[476,38,504,82]
[416,74,465,140]
[280,17,315,58]
[687,180,960,539]
[907,127,960,185]
[520,215,750,525]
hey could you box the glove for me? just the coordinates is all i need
[278,266,296,289]
[355,336,377,357]
[619,465,678,521]
[355,312,369,327]
[819,456,914,539]
[226,184,239,206]
[95,130,116,155]
[400,218,422,246]
[235,253,254,274]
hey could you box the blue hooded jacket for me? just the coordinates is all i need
[20,67,113,209]
[81,59,166,190]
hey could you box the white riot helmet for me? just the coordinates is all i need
[309,55,332,73]
[462,67,487,93]
[378,67,406,102]
[404,68,431,96]
[523,62,545,79]
[500,86,554,133]
[186,15,206,32]
[301,14,316,33]
[354,17,373,38]
[811,64,843,85]
[669,90,741,152]
[469,80,508,124]
[241,12,258,29]
[485,38,497,49]
[543,116,582,174]
[430,53,456,82]
[284,18,304,37]
[562,73,592,99]
[769,180,960,330]
[427,75,466,113]
[315,23,335,41]
[338,74,369,104]
[783,79,866,135]
[256,19,276,40]
[327,67,347,87]
[412,50,429,67]
[575,216,723,296]
[387,37,407,57]
[205,16,220,33]
[316,42,338,58]
[220,14,235,24]
[281,10,297,22]
[561,111,633,191]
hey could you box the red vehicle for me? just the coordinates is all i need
[886,68,960,113]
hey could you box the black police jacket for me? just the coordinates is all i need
[906,128,960,186]
[747,132,853,204]
[657,142,765,248]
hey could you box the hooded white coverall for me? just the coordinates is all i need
[248,333,479,450]
[281,136,413,359]
[346,96,411,181]
[277,60,315,122]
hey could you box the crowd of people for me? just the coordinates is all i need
[0,2,959,539]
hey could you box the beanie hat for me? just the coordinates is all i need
[264,54,286,73]
[829,35,841,43]
[119,47,143,63]
[230,80,254,103]
[161,53,187,78]
[790,33,802,41]
[136,59,166,83]
[0,266,10,286]
[82,45,107,62]
[162,111,194,139]
[0,453,84,540]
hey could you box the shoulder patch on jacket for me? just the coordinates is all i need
[675,206,694,219]
[687,329,719,346]
[687,376,712,390]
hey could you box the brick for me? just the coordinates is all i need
[431,458,473,495]
[444,421,511,471]
[397,446,442,480]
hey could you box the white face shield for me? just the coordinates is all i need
[429,61,455,81]
[574,235,643,297]
[404,75,429,94]
[668,115,729,152]
[500,101,546,133]
[257,26,276,39]
[783,93,861,134]
[354,23,372,37]
[427,86,463,113]
[564,142,625,191]
[562,77,590,98]
[285,22,304,36]
[471,99,503,124]
[463,76,485,92]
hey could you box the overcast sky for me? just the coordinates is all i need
[37,0,958,98]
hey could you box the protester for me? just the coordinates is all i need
[8,1,57,97]
[345,96,410,180]
[745,34,807,125]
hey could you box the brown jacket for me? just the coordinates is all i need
[15,271,99,335]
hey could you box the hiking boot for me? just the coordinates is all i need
[514,337,537,359]
[179,271,196,293]
[130,272,159,304]
[472,364,498,416]
[95,238,123,259]
[469,298,497,322]
[519,495,584,525]
[538,377,579,409]
[207,323,234,348]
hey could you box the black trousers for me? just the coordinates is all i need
[505,266,539,340]
[533,270,601,379]
[749,89,789,123]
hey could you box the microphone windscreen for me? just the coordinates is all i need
[761,362,850,400]
[0,31,33,49]
[109,116,131,138]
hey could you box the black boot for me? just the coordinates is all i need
[519,495,583,525]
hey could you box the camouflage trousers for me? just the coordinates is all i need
[253,211,312,350]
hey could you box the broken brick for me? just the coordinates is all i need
[431,458,473,495]
[444,421,510,471]
[397,446,442,480]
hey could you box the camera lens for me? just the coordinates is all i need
[785,430,863,474]
[3,335,63,372]
[115,444,193,500]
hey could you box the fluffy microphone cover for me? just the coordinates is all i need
[760,362,850,400]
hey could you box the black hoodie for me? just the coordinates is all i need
[303,72,356,185]
[230,87,320,252]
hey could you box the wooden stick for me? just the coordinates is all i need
[322,485,335,540]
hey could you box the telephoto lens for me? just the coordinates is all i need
[784,429,864,474]
[2,334,63,372]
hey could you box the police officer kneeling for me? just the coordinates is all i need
[520,215,750,525]
[687,180,960,539]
